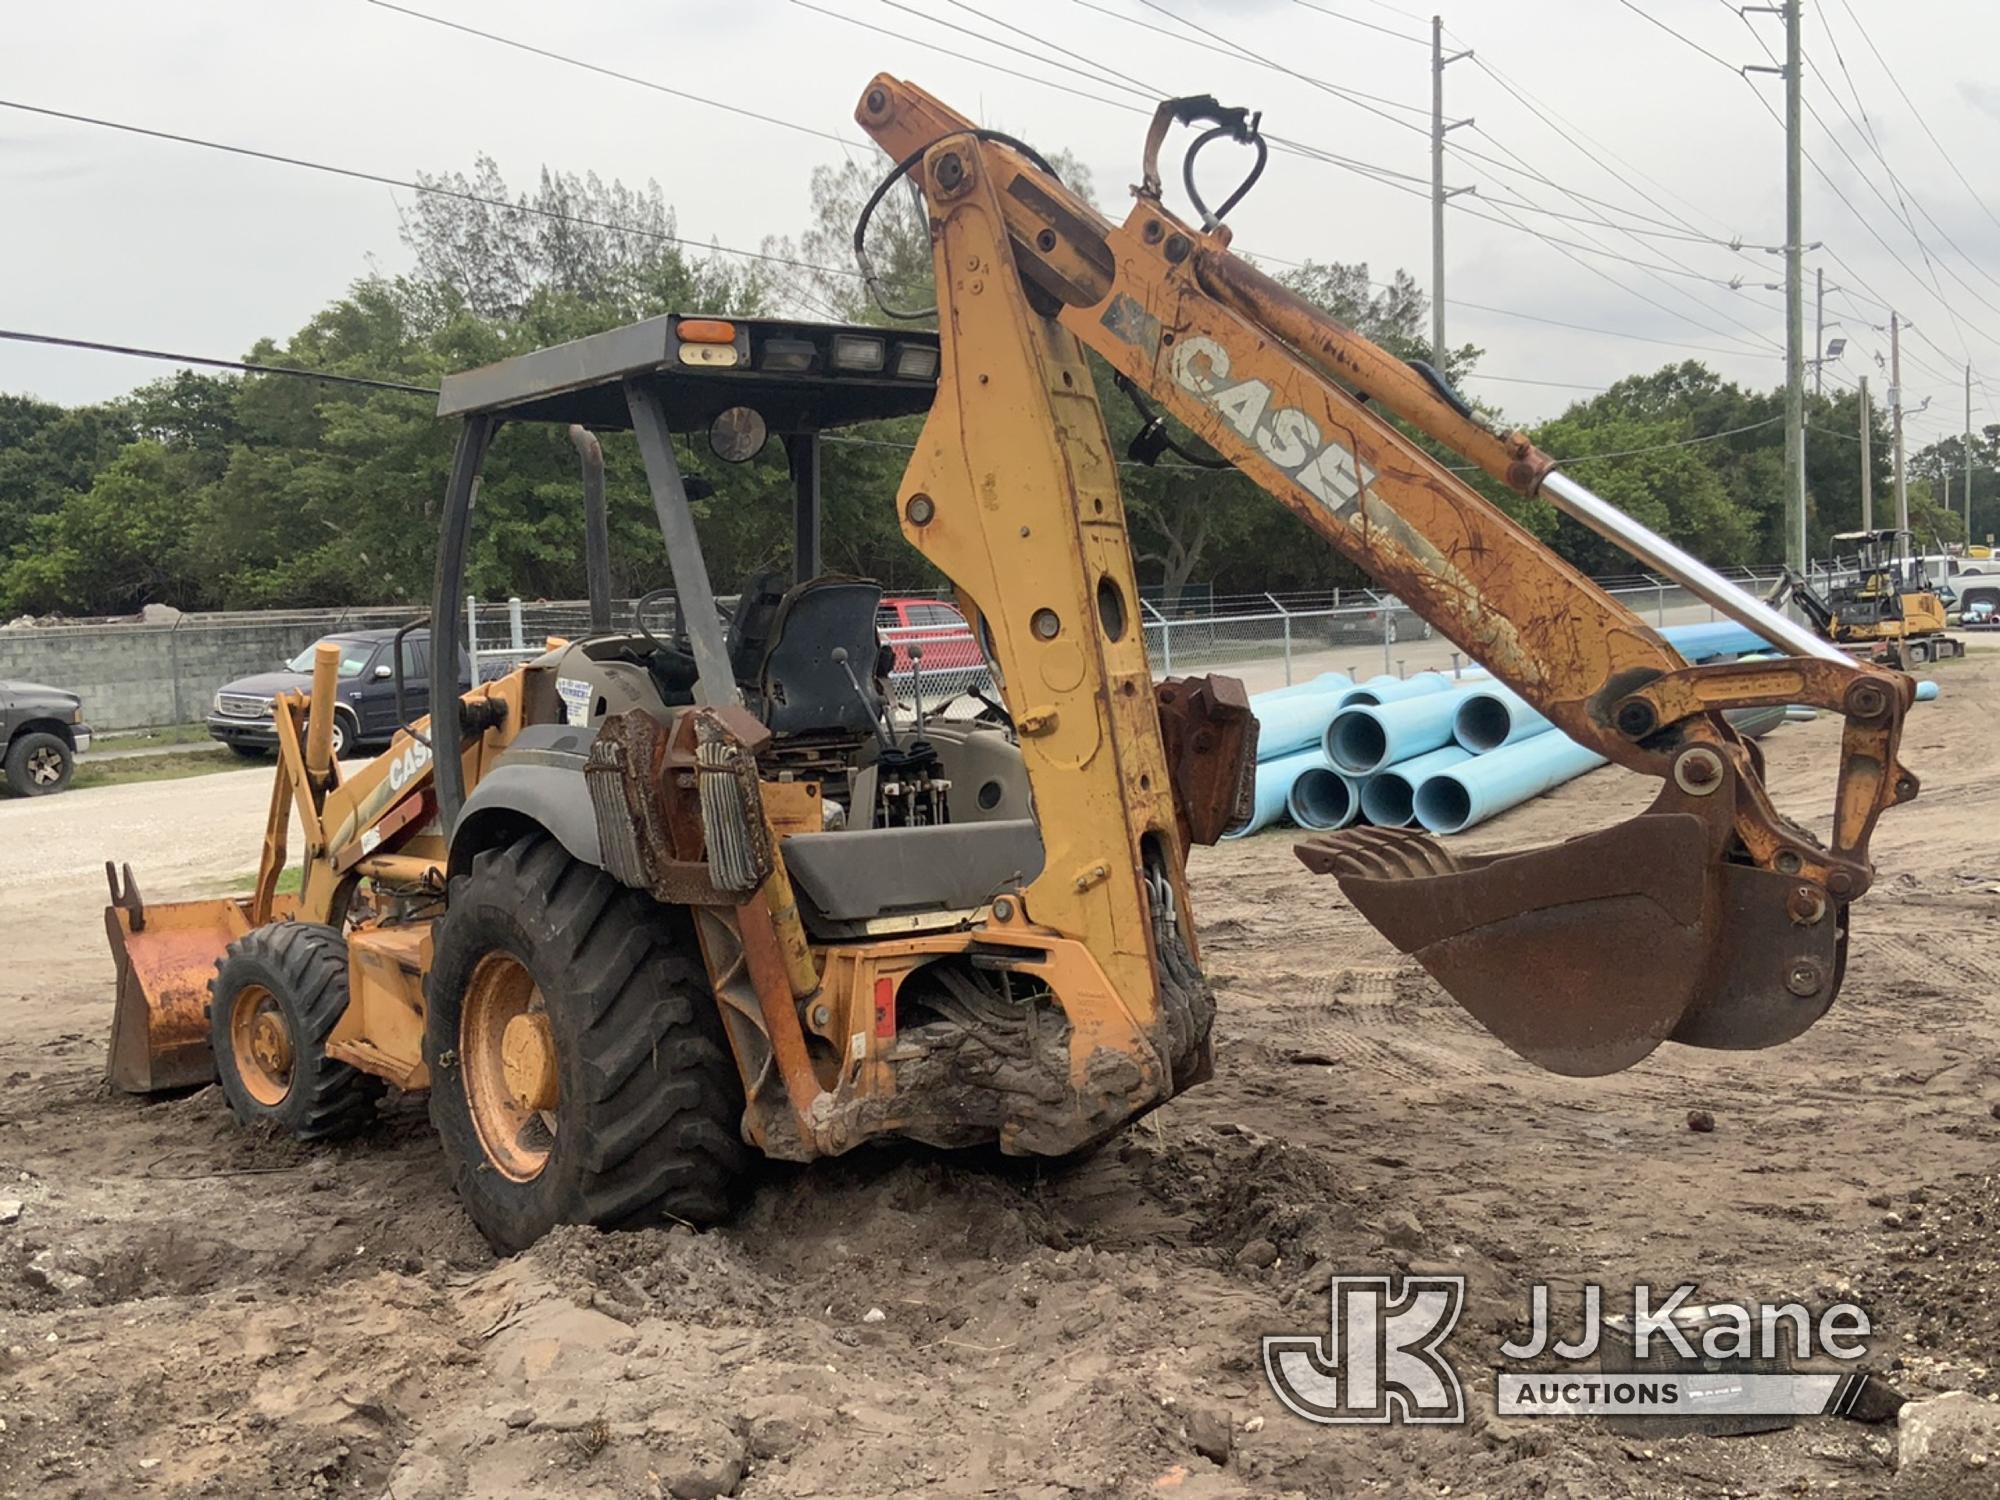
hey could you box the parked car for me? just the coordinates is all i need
[1318,594,1433,645]
[207,628,468,759]
[876,596,991,702]
[1,680,92,796]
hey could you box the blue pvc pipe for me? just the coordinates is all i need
[1335,671,1453,710]
[1288,765,1364,830]
[1659,621,1772,660]
[1254,671,1352,705]
[1451,684,1553,753]
[1251,685,1354,761]
[1223,745,1329,839]
[1413,732,1608,835]
[1325,686,1476,775]
[1359,745,1472,827]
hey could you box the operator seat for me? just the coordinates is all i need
[727,568,790,687]
[757,577,887,737]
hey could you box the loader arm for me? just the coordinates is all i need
[856,76,1917,1076]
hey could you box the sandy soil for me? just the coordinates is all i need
[1,653,1996,1498]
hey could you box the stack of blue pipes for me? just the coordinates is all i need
[1221,619,1932,840]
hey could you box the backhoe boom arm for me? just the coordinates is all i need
[856,75,1917,1077]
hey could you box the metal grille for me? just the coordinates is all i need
[214,693,273,719]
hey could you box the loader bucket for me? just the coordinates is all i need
[103,862,281,1094]
[1295,816,1842,1077]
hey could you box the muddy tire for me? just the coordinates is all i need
[209,923,382,1141]
[424,834,747,1255]
[5,730,73,796]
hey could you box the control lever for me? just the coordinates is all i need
[908,641,926,733]
[831,646,897,754]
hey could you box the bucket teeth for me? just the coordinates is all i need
[1294,826,1467,882]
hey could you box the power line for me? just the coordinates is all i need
[365,0,855,147]
[1446,129,1786,351]
[1143,3,1770,286]
[1442,414,1789,472]
[1145,0,1796,354]
[796,0,1145,112]
[1727,5,2000,355]
[1455,42,1758,248]
[1477,197,1781,354]
[0,329,441,394]
[1813,10,2000,307]
[1559,415,1786,465]
[0,96,931,314]
[934,0,1161,98]
[4,85,1773,379]
[6,334,1793,478]
[1440,295,1779,360]
[1606,0,1993,386]
[1612,0,1739,74]
[1288,0,1428,47]
[1459,372,1607,392]
[1833,0,2000,239]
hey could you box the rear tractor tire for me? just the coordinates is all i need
[209,922,382,1140]
[423,834,748,1255]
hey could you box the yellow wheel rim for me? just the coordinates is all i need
[463,951,559,1183]
[229,983,295,1107]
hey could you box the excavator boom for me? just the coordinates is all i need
[855,77,1916,1076]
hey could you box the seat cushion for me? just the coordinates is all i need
[782,820,1046,923]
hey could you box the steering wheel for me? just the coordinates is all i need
[633,586,684,659]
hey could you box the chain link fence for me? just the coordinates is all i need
[6,563,1818,732]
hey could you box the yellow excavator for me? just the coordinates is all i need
[105,77,1915,1253]
[1771,528,1964,666]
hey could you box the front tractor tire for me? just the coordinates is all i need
[424,835,747,1255]
[209,923,383,1140]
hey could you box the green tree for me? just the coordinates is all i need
[2,442,202,612]
[0,396,133,565]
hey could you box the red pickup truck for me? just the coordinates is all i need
[877,596,985,675]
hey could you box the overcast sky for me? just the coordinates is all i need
[4,0,1996,439]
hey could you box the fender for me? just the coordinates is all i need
[448,723,603,879]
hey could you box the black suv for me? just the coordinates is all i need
[1,680,93,796]
[207,629,467,759]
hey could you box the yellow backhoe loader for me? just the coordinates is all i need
[106,77,1916,1253]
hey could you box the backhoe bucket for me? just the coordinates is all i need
[1296,817,1842,1077]
[103,862,278,1094]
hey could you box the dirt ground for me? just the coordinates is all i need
[2,651,1997,1499]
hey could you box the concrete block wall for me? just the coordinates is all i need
[0,611,405,730]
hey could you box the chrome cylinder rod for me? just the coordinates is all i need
[1540,470,1848,663]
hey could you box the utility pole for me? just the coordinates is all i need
[1746,1,1808,570]
[1859,374,1873,531]
[1783,0,1805,573]
[1967,362,1976,544]
[1891,311,1908,534]
[1429,16,1474,368]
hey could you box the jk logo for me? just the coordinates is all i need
[1263,1275,1467,1425]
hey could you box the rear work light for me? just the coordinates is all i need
[760,337,817,373]
[831,333,886,372]
[892,343,939,379]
